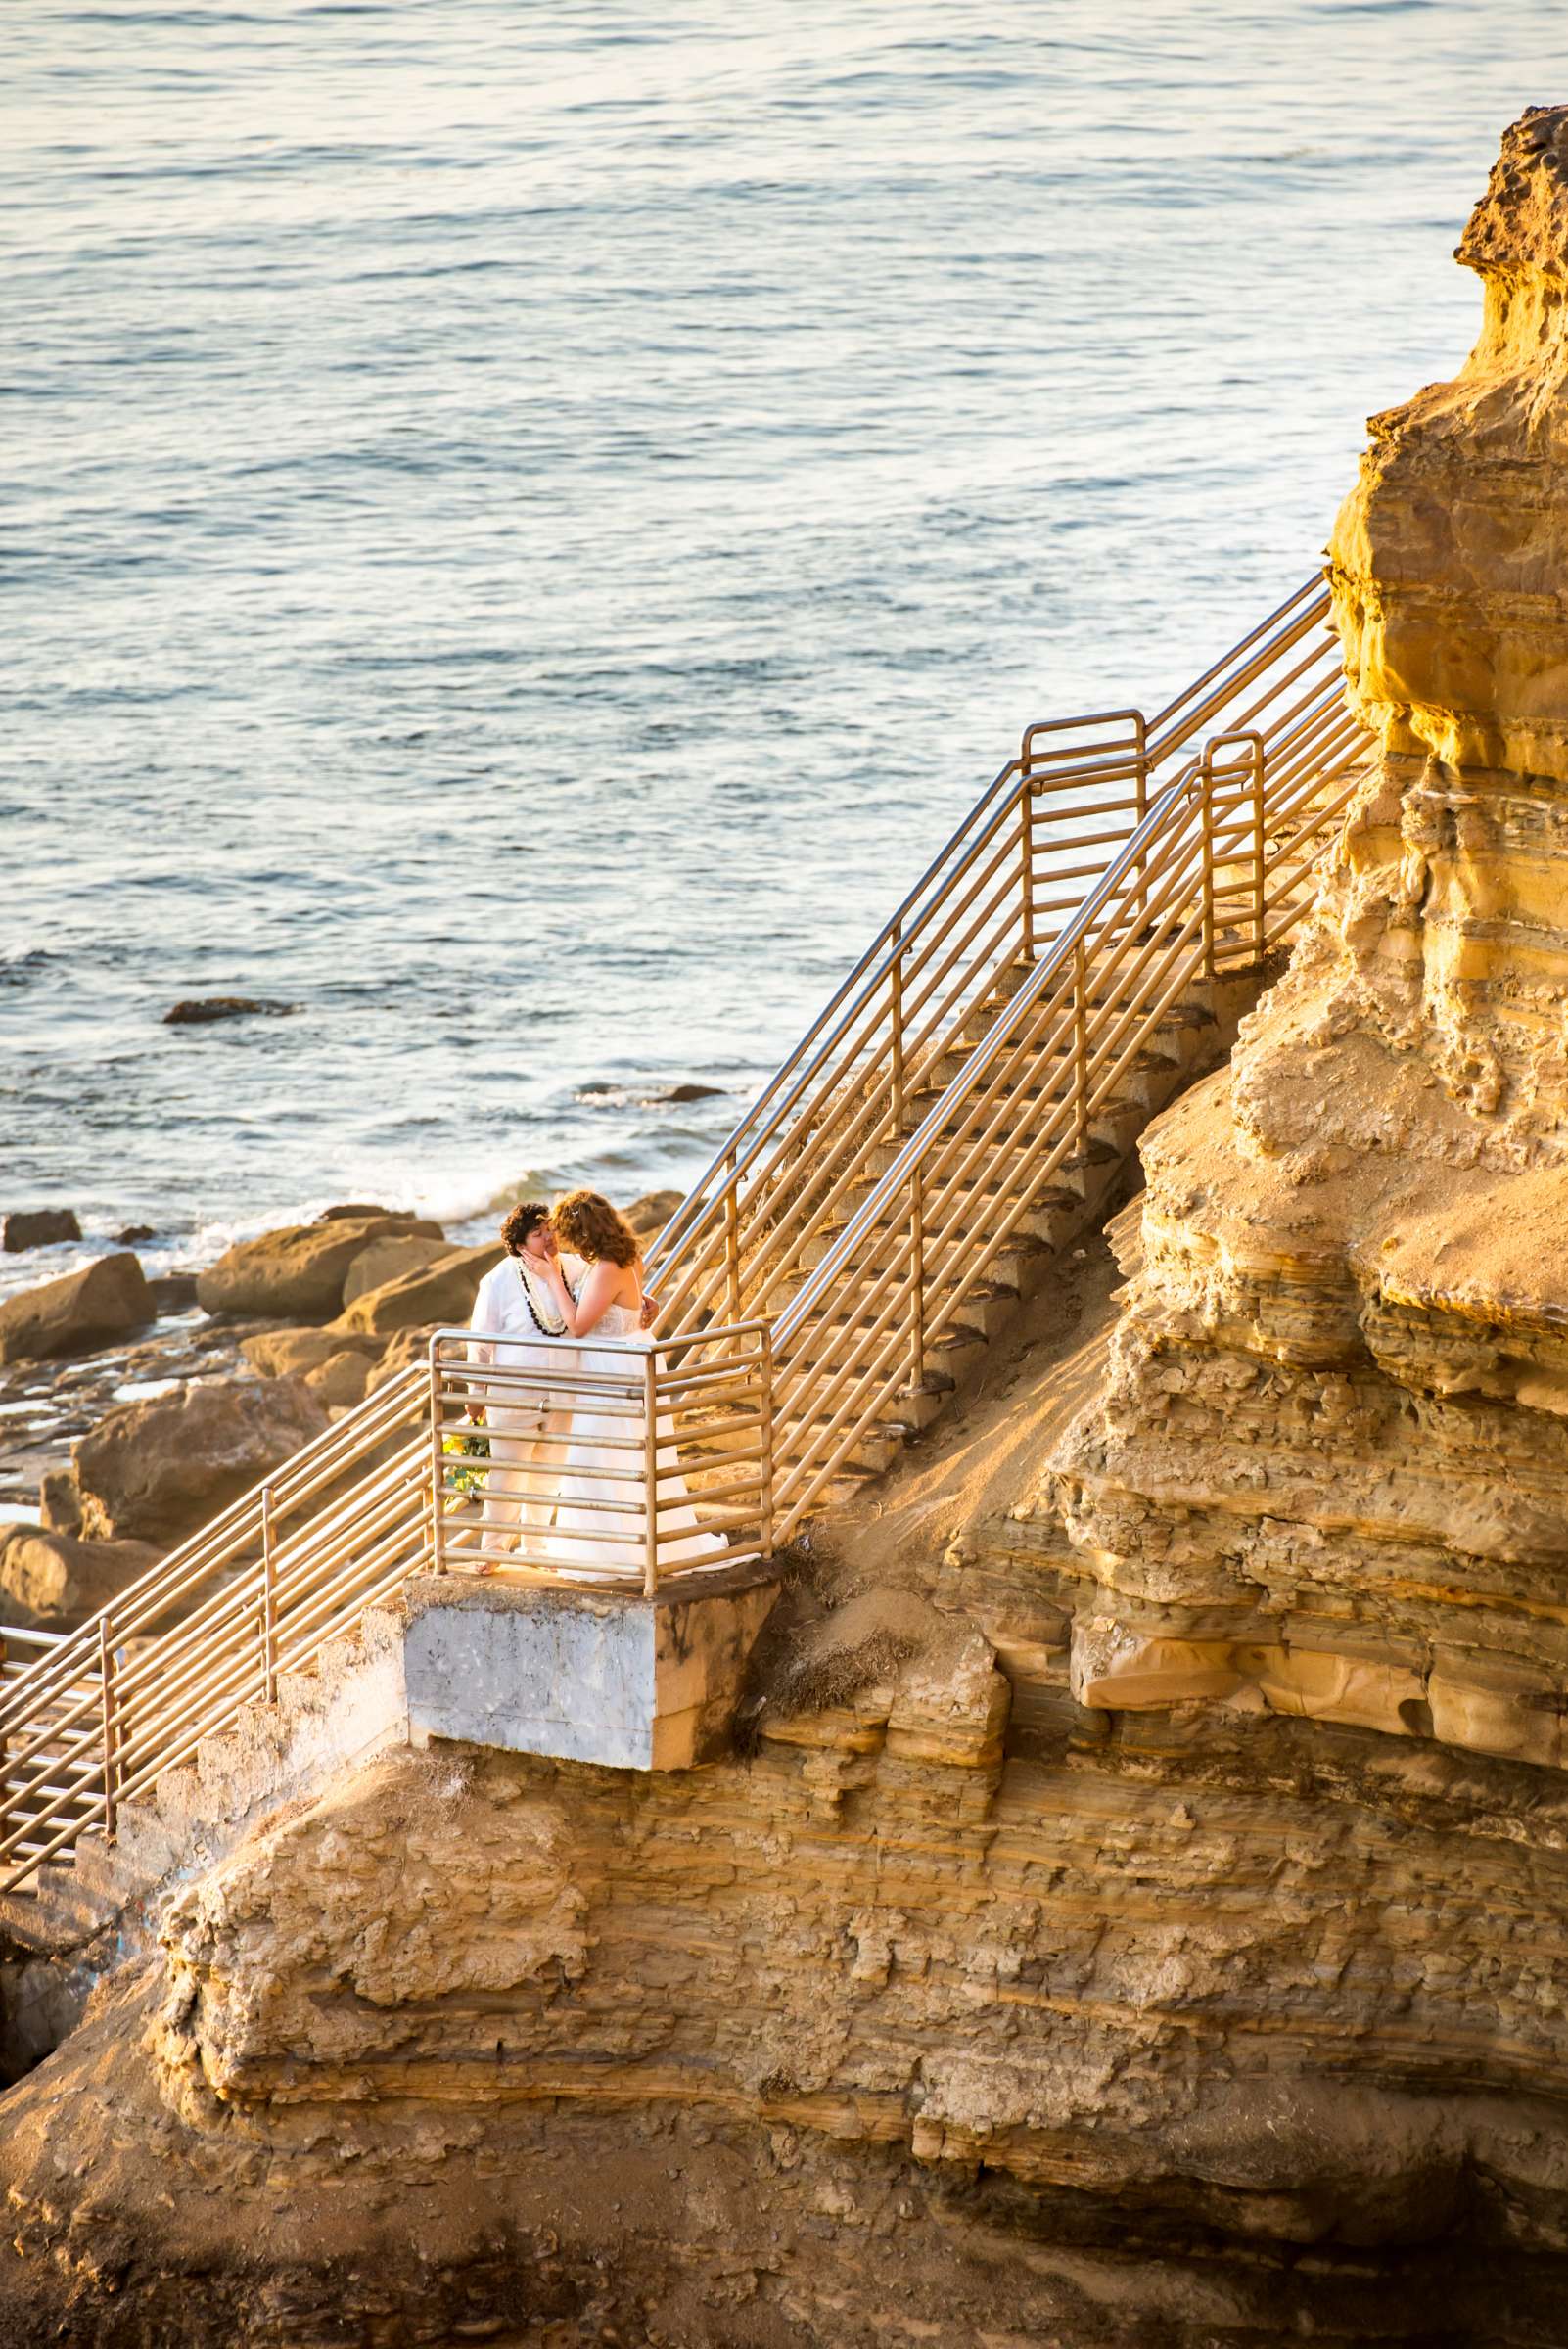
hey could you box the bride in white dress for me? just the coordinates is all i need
[531,1188,728,1579]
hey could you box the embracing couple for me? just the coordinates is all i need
[465,1187,722,1577]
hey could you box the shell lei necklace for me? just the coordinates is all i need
[514,1253,568,1337]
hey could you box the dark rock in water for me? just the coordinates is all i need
[577,1080,725,1106]
[1,1208,81,1252]
[151,1272,200,1315]
[115,1223,157,1244]
[0,1254,154,1365]
[162,996,295,1026]
[317,1203,399,1222]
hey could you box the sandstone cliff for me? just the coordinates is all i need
[11,110,1568,2349]
[1041,101,1568,1770]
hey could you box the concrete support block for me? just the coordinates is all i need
[402,1569,782,1772]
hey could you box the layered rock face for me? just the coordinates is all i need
[12,1711,1568,2345]
[1040,104,1568,1772]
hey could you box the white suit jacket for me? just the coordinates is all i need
[467,1252,587,1396]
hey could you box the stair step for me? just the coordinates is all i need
[68,1830,139,1903]
[273,1665,328,1722]
[835,1281,1019,1343]
[150,1760,205,1831]
[314,1631,367,1683]
[795,1166,1112,1268]
[777,1378,951,1438]
[0,1866,115,1950]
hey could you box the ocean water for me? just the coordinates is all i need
[4,0,1564,1294]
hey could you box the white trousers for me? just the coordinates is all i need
[479,1405,573,1547]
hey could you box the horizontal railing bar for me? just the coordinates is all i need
[0,1367,430,1725]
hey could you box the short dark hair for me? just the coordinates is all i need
[500,1200,549,1256]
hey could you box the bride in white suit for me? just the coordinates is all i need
[531,1188,726,1578]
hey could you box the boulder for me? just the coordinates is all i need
[162,997,294,1026]
[331,1244,502,1338]
[38,1468,82,1537]
[71,1376,330,1546]
[0,1253,154,1366]
[241,1325,381,1381]
[238,1328,371,1410]
[1,1208,82,1252]
[367,1327,441,1393]
[303,1351,373,1410]
[196,1213,441,1322]
[0,1525,162,1627]
[341,1232,453,1307]
[625,1187,682,1239]
[115,1223,157,1244]
[151,1272,200,1315]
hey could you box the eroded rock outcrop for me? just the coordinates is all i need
[1028,108,1568,1781]
[329,1239,502,1336]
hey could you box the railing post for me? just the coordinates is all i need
[890,919,904,1139]
[1019,763,1035,964]
[1251,733,1267,961]
[1200,751,1217,978]
[98,1617,117,1843]
[0,1635,8,1864]
[429,1342,448,1575]
[724,1150,742,1321]
[260,1483,278,1703]
[1133,714,1149,934]
[642,1348,661,1600]
[1073,937,1090,1153]
[758,1326,774,1561]
[907,1167,926,1393]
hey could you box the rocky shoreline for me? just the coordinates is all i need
[0,1187,678,1636]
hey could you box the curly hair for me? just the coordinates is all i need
[550,1188,641,1267]
[499,1200,549,1256]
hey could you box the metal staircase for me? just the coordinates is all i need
[646,578,1369,1530]
[0,576,1373,1899]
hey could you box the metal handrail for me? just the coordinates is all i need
[762,675,1367,1529]
[644,583,1342,1338]
[653,581,1328,1279]
[427,1319,772,1594]
[0,1320,771,1891]
[0,576,1368,1894]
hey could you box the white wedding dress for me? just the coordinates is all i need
[543,1301,729,1578]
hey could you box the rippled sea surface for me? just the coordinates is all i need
[4,1,1563,1289]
